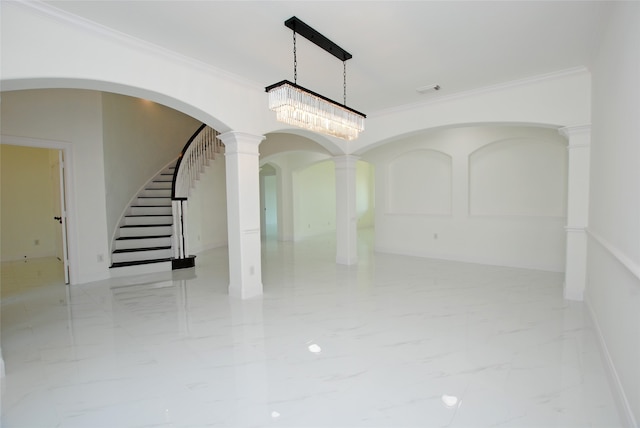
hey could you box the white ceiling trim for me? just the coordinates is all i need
[15,0,262,91]
[369,66,589,118]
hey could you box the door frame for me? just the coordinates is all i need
[1,135,78,284]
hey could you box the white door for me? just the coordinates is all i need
[51,150,70,284]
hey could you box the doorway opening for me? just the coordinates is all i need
[1,137,75,284]
[260,163,278,240]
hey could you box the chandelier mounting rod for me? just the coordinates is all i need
[284,16,352,62]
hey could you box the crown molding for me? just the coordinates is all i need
[559,124,591,138]
[14,0,263,92]
[369,66,590,118]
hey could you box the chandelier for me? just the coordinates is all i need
[266,17,366,141]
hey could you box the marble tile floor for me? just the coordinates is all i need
[1,234,622,427]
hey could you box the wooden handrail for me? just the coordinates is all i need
[171,124,222,200]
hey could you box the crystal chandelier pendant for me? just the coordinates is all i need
[266,81,365,141]
[265,17,366,141]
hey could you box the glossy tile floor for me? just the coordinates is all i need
[1,232,622,427]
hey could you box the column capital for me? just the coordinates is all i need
[558,124,591,139]
[559,125,591,150]
[218,131,265,154]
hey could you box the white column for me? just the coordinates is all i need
[334,155,359,265]
[559,125,591,301]
[219,131,265,299]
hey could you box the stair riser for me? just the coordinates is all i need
[130,206,172,216]
[141,189,172,198]
[115,237,172,250]
[136,197,171,206]
[112,249,173,263]
[110,261,172,277]
[124,216,173,226]
[119,226,173,237]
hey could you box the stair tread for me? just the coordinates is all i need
[116,235,171,240]
[110,258,171,268]
[113,246,171,254]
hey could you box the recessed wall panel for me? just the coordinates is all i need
[388,150,452,215]
[469,138,566,217]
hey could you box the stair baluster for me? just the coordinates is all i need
[171,125,222,269]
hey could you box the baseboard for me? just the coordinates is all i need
[190,241,227,255]
[373,245,564,273]
[585,296,637,428]
[75,270,111,284]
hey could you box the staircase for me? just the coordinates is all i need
[110,164,176,274]
[109,125,222,277]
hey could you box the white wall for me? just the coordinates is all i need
[293,160,336,241]
[264,154,375,242]
[356,161,375,228]
[1,89,109,283]
[263,151,330,241]
[186,155,228,254]
[587,3,640,426]
[0,145,58,261]
[102,93,200,241]
[364,125,567,272]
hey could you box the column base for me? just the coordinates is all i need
[564,228,587,301]
[229,281,263,299]
[336,255,358,266]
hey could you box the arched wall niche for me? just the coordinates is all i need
[361,123,569,272]
[356,121,563,157]
[469,136,568,217]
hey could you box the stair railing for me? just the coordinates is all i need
[171,124,223,266]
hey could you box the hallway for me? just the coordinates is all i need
[1,235,621,427]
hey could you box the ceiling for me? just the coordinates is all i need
[42,1,612,114]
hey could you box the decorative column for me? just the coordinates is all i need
[219,131,265,299]
[334,155,359,265]
[559,125,591,301]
